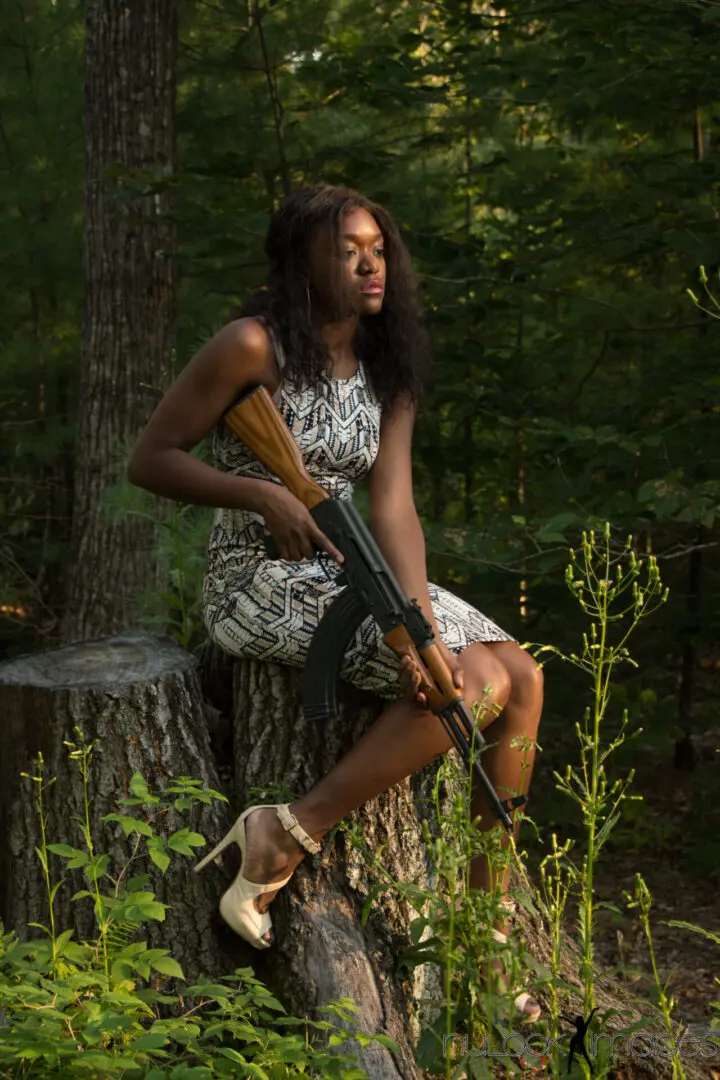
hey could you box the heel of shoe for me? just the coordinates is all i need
[194,822,239,873]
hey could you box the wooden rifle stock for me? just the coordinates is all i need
[223,385,326,510]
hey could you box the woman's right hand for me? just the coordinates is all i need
[261,485,344,565]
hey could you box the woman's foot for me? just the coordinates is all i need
[240,806,315,931]
[194,802,322,947]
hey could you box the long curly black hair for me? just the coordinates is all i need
[236,185,429,413]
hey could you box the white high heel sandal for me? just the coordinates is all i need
[490,898,542,1024]
[194,803,321,949]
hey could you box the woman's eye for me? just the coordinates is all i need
[345,250,357,258]
[374,248,385,257]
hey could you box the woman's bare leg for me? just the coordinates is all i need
[239,647,512,923]
[460,642,544,1020]
[466,642,544,928]
[237,640,542,952]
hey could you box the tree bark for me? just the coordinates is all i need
[0,632,239,983]
[62,0,178,643]
[223,657,438,1080]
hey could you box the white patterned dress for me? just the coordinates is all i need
[202,320,514,699]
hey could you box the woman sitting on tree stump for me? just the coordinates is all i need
[128,184,544,1022]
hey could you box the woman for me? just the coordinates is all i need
[128,184,543,1021]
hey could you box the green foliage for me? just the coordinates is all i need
[531,527,667,1017]
[338,747,547,1079]
[0,0,84,657]
[0,731,388,1078]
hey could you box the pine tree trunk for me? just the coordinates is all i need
[62,0,178,643]
[0,632,239,982]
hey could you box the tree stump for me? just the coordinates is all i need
[0,631,239,982]
[197,654,450,1080]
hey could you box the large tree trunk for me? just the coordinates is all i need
[0,632,241,982]
[62,0,178,643]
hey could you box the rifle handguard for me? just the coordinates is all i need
[384,627,464,712]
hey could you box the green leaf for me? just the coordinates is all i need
[48,880,66,907]
[217,1047,248,1063]
[370,1033,401,1053]
[47,843,75,856]
[84,853,110,880]
[131,1031,169,1051]
[169,1066,215,1079]
[48,844,88,866]
[54,928,76,954]
[130,772,150,797]
[665,920,720,947]
[148,846,171,873]
[103,813,153,837]
[111,959,134,983]
[70,889,95,901]
[129,773,160,804]
[151,955,185,979]
[242,1065,271,1080]
[168,828,205,853]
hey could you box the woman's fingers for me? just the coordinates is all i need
[399,653,428,707]
[271,520,343,566]
[399,655,416,700]
[311,523,344,565]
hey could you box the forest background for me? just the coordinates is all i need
[0,0,718,955]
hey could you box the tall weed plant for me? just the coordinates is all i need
[339,526,677,1079]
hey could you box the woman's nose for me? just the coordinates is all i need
[358,254,377,273]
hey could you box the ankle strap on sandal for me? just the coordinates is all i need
[277,804,321,855]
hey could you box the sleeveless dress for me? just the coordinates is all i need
[201,320,514,700]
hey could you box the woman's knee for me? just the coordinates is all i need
[511,647,544,707]
[489,642,544,711]
[461,646,512,717]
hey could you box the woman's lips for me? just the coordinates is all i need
[361,283,384,294]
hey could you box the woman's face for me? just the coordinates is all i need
[308,206,386,319]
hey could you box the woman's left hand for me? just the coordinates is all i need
[398,639,464,708]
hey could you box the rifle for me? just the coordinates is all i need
[222,384,526,833]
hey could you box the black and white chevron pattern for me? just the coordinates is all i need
[202,323,513,696]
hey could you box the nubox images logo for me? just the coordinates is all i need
[443,1010,720,1073]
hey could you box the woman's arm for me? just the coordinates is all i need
[127,317,279,513]
[128,318,344,563]
[367,397,463,698]
[367,396,439,635]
